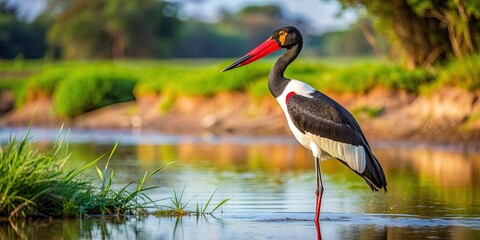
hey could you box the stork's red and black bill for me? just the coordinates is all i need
[222,37,281,72]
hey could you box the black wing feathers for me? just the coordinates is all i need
[286,91,387,191]
[287,93,363,146]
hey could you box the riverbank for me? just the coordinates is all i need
[2,87,480,145]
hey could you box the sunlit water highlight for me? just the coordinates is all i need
[1,127,479,239]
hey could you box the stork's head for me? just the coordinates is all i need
[222,26,302,72]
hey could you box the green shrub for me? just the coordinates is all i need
[133,75,168,96]
[0,79,27,108]
[243,60,432,95]
[351,105,384,119]
[437,54,480,90]
[135,61,272,96]
[53,67,137,117]
[25,67,69,96]
[247,78,270,99]
[13,82,27,108]
[0,79,21,91]
[306,62,433,93]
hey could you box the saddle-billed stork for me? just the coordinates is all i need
[222,26,387,222]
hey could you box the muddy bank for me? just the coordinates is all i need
[2,87,480,144]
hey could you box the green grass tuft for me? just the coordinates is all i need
[0,132,172,220]
[0,130,231,220]
[155,186,231,217]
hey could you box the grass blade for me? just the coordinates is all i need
[202,187,218,214]
[210,198,231,214]
[95,165,104,182]
[108,135,122,161]
[147,162,174,179]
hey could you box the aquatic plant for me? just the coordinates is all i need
[0,130,171,220]
[152,185,231,217]
[197,187,231,215]
[89,137,172,216]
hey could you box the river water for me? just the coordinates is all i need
[1,128,479,239]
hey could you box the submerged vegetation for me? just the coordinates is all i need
[0,130,229,220]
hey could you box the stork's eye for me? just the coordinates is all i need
[278,31,288,45]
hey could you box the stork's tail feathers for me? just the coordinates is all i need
[361,150,387,192]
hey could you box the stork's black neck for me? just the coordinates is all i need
[268,43,302,98]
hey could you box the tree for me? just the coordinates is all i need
[0,2,47,59]
[46,0,181,59]
[339,0,480,68]
[311,22,376,57]
[172,21,249,58]
[222,5,310,48]
[171,4,311,58]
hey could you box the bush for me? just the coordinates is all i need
[312,63,433,93]
[135,61,271,96]
[25,67,69,97]
[244,60,433,95]
[247,78,270,99]
[437,54,480,90]
[53,66,137,117]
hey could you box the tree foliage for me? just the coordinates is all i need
[234,5,308,45]
[311,21,376,57]
[339,0,480,68]
[46,0,181,59]
[0,2,48,59]
[0,1,372,60]
[172,4,311,58]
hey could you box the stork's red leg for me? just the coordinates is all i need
[315,218,322,240]
[314,188,323,222]
[314,157,324,223]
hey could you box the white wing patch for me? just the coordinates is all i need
[276,79,315,114]
[306,133,366,173]
[275,80,316,150]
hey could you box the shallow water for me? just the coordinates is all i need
[1,128,480,239]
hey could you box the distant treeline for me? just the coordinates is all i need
[0,1,375,60]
